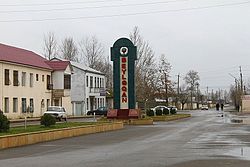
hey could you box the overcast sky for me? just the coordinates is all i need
[1,0,250,93]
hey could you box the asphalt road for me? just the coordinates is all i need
[1,109,250,167]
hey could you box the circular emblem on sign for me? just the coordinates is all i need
[120,47,128,56]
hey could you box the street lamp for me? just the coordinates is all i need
[229,73,241,112]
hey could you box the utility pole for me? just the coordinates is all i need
[240,66,243,112]
[164,72,168,106]
[177,74,180,96]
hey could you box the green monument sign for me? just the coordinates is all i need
[108,38,139,119]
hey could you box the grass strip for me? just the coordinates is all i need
[0,122,103,136]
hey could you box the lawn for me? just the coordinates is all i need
[0,122,101,136]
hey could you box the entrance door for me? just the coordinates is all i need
[75,103,83,116]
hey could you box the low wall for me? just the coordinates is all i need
[0,122,123,150]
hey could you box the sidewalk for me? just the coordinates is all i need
[223,106,250,124]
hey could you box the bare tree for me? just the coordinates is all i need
[43,32,57,60]
[129,26,157,103]
[59,37,79,62]
[179,84,189,110]
[184,70,200,109]
[79,36,104,69]
[158,54,172,106]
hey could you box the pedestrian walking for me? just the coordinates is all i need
[220,103,224,111]
[216,103,220,111]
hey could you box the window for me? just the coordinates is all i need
[22,72,26,86]
[86,76,89,87]
[36,74,39,81]
[13,70,19,86]
[22,98,27,113]
[4,97,9,113]
[86,98,89,110]
[30,98,34,113]
[94,77,96,88]
[64,75,71,89]
[90,76,93,87]
[47,99,50,109]
[30,73,33,87]
[13,98,18,113]
[47,75,51,89]
[4,69,10,85]
[97,78,99,88]
[42,75,44,82]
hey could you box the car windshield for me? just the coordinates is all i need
[47,107,62,112]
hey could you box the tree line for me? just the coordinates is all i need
[43,26,203,109]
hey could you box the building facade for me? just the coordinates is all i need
[0,43,52,119]
[51,58,106,116]
[70,61,106,115]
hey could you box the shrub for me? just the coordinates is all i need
[170,109,177,115]
[155,109,163,116]
[40,114,56,127]
[0,112,10,132]
[146,109,154,117]
[163,108,170,115]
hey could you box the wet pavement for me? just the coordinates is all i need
[1,108,250,167]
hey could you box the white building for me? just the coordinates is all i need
[51,59,106,115]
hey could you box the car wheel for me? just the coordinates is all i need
[58,117,62,121]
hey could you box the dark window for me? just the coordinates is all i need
[22,98,26,113]
[30,73,33,87]
[90,76,93,88]
[36,74,39,81]
[47,75,51,89]
[4,69,10,85]
[86,76,89,87]
[13,70,19,86]
[13,98,18,113]
[22,72,26,86]
[4,97,9,113]
[30,98,34,113]
[42,75,44,82]
[64,75,71,89]
[94,77,96,88]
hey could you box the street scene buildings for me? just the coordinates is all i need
[0,43,106,119]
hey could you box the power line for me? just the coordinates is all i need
[1,0,250,22]
[0,0,189,13]
[0,0,123,7]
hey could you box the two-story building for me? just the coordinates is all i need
[0,43,72,119]
[45,60,73,115]
[51,58,106,115]
[0,43,53,119]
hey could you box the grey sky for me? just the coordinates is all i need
[1,0,250,93]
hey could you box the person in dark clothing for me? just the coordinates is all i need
[220,103,224,111]
[216,103,220,111]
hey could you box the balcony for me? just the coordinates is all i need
[89,87,106,96]
[53,89,70,98]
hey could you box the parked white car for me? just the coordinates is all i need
[43,106,67,121]
[201,105,209,110]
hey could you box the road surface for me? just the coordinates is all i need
[1,109,250,167]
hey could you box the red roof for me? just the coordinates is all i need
[0,43,52,70]
[45,61,70,70]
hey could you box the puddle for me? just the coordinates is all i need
[225,147,250,160]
